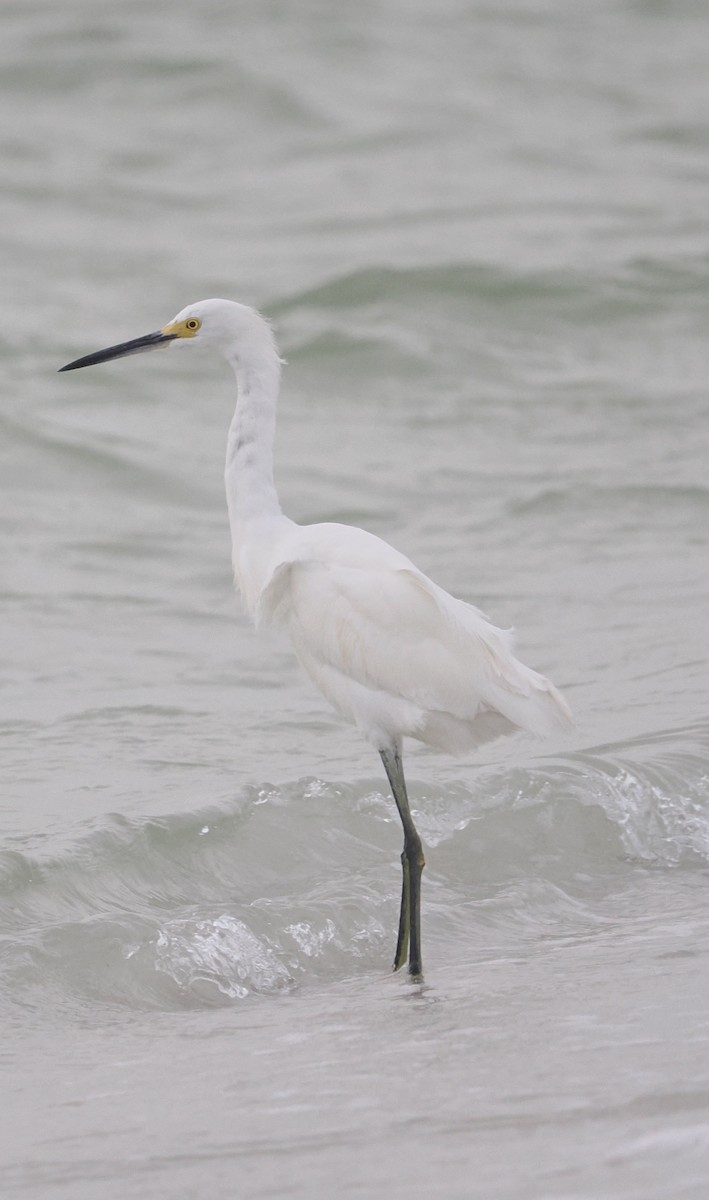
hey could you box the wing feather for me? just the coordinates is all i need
[259,549,571,738]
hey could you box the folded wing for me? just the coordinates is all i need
[252,525,572,751]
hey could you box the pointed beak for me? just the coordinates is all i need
[58,328,179,372]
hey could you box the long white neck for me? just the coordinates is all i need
[224,351,283,534]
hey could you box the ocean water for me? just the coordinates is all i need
[2,1,709,1196]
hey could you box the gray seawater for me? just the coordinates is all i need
[2,1,709,1196]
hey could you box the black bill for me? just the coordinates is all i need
[58,329,178,372]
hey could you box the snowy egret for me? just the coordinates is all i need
[59,298,572,978]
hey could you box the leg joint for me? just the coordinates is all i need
[404,836,425,871]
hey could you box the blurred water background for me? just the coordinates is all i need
[2,1,709,1197]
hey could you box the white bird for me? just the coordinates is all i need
[60,298,573,978]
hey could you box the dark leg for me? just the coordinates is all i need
[380,744,425,978]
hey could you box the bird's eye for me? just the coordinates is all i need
[185,319,200,331]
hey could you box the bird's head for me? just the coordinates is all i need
[59,298,278,373]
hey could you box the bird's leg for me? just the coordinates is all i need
[394,846,411,971]
[380,745,425,978]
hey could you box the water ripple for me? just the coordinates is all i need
[1,734,707,1011]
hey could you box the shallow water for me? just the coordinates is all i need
[2,1,709,1197]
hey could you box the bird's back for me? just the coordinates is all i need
[237,521,572,754]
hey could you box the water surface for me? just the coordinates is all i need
[2,2,709,1197]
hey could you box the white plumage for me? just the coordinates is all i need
[244,520,570,753]
[60,297,573,979]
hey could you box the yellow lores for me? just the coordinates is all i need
[161,317,201,338]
